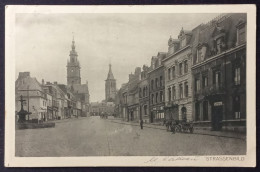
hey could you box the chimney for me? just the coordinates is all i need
[46,81,51,85]
[86,80,88,86]
[42,79,45,85]
[54,81,58,85]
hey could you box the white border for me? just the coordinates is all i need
[5,5,256,167]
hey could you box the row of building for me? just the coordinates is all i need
[15,36,90,123]
[15,72,90,122]
[115,13,246,132]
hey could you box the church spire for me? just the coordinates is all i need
[107,63,115,80]
[72,33,75,51]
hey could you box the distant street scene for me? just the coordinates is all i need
[15,12,247,157]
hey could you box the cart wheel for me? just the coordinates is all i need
[172,127,176,134]
[175,125,180,132]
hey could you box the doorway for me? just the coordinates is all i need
[130,111,134,121]
[181,107,187,121]
[150,111,154,123]
[212,106,223,131]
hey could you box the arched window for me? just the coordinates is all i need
[151,80,154,90]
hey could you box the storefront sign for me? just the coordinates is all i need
[214,102,223,106]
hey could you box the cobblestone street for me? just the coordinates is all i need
[15,116,246,157]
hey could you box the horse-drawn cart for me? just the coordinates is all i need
[165,120,193,134]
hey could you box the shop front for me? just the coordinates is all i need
[164,103,179,121]
[128,105,139,122]
[150,105,165,123]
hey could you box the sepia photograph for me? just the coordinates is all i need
[5,5,256,167]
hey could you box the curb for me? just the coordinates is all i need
[108,119,246,140]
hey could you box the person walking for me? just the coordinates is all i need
[140,119,144,130]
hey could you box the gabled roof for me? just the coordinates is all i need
[73,84,89,94]
[16,75,43,92]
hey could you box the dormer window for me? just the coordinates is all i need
[169,46,174,54]
[212,23,226,54]
[236,19,246,45]
[181,37,186,48]
[158,58,161,66]
[216,36,225,54]
[197,43,208,63]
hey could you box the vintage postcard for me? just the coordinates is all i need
[5,5,256,167]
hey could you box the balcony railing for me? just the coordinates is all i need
[195,84,225,98]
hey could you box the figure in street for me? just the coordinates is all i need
[140,119,144,130]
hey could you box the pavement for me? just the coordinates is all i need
[15,116,246,157]
[108,117,246,140]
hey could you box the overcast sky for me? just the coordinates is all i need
[15,13,220,102]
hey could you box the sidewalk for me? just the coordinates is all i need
[108,118,246,140]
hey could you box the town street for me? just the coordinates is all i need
[15,116,246,157]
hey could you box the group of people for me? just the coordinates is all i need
[139,117,189,133]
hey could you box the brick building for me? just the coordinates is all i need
[148,52,166,123]
[191,13,246,132]
[138,65,150,123]
[127,67,141,122]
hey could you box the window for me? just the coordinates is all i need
[181,38,186,47]
[202,75,208,88]
[172,66,176,79]
[179,84,183,99]
[195,102,200,121]
[160,76,163,87]
[168,68,171,80]
[184,61,188,73]
[216,37,224,54]
[144,105,148,115]
[145,86,148,96]
[143,87,145,97]
[184,82,188,97]
[234,67,241,85]
[179,63,183,75]
[172,86,176,100]
[151,94,154,104]
[156,93,158,103]
[169,46,174,54]
[233,96,241,119]
[237,26,246,45]
[195,78,200,92]
[168,87,171,102]
[213,71,221,88]
[160,91,163,102]
[197,49,202,63]
[139,88,142,98]
[151,80,154,90]
[158,58,161,66]
[203,101,208,121]
[155,78,159,88]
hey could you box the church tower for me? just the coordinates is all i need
[105,64,116,102]
[67,36,81,86]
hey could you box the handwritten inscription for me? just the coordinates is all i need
[144,156,199,163]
